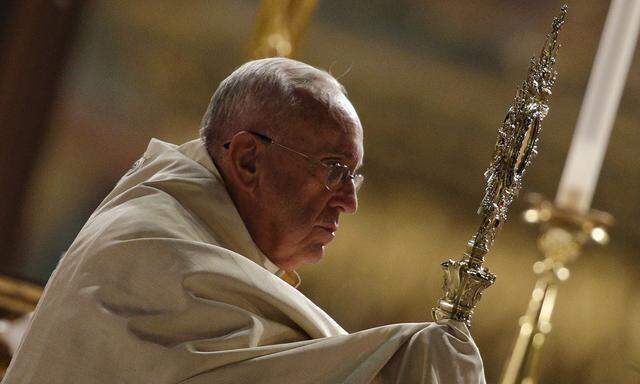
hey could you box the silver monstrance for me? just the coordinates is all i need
[432,6,567,328]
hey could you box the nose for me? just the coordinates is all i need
[328,180,358,214]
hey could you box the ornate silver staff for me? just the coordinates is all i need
[432,5,568,328]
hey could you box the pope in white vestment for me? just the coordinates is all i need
[3,138,485,383]
[3,57,486,383]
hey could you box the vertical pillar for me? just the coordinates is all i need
[0,0,85,279]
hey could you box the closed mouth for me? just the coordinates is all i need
[317,223,339,233]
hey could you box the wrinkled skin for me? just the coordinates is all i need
[221,92,363,271]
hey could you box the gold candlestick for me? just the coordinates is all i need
[249,0,319,59]
[500,193,613,384]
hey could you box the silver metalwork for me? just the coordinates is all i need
[432,5,568,328]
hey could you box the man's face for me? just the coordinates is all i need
[253,96,363,271]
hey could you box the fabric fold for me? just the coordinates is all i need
[2,138,485,384]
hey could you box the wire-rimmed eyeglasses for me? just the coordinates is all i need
[223,131,364,192]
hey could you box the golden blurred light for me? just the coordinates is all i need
[267,33,292,56]
[520,323,533,337]
[532,287,544,301]
[532,333,546,347]
[590,227,609,244]
[532,261,546,274]
[538,322,552,334]
[556,267,570,281]
[538,208,552,221]
[523,208,539,223]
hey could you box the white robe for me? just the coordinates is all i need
[2,138,486,383]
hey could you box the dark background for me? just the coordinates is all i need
[2,1,639,382]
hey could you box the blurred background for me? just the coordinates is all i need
[1,0,639,382]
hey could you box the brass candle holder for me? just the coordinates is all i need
[249,0,319,59]
[0,275,42,377]
[500,193,613,384]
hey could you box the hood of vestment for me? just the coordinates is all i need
[86,137,295,282]
[1,138,488,384]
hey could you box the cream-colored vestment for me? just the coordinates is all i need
[2,139,485,383]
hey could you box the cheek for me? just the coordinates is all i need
[268,178,328,230]
[280,187,327,229]
[259,158,332,233]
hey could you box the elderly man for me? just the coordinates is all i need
[2,58,485,383]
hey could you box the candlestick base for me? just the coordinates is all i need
[500,193,613,384]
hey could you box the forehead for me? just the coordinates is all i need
[284,95,363,166]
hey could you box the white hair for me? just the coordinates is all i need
[199,57,348,159]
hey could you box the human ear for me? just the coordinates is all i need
[227,133,260,192]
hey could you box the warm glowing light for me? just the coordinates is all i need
[523,209,539,223]
[520,323,533,336]
[539,322,552,334]
[590,227,609,244]
[532,288,544,301]
[538,208,552,221]
[532,261,546,274]
[556,267,570,281]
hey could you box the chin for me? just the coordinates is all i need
[290,245,325,269]
[270,244,325,271]
[304,245,326,264]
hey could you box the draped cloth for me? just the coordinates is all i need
[2,138,486,383]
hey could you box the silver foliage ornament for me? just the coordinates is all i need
[432,5,567,328]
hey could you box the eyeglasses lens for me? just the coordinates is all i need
[326,165,364,192]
